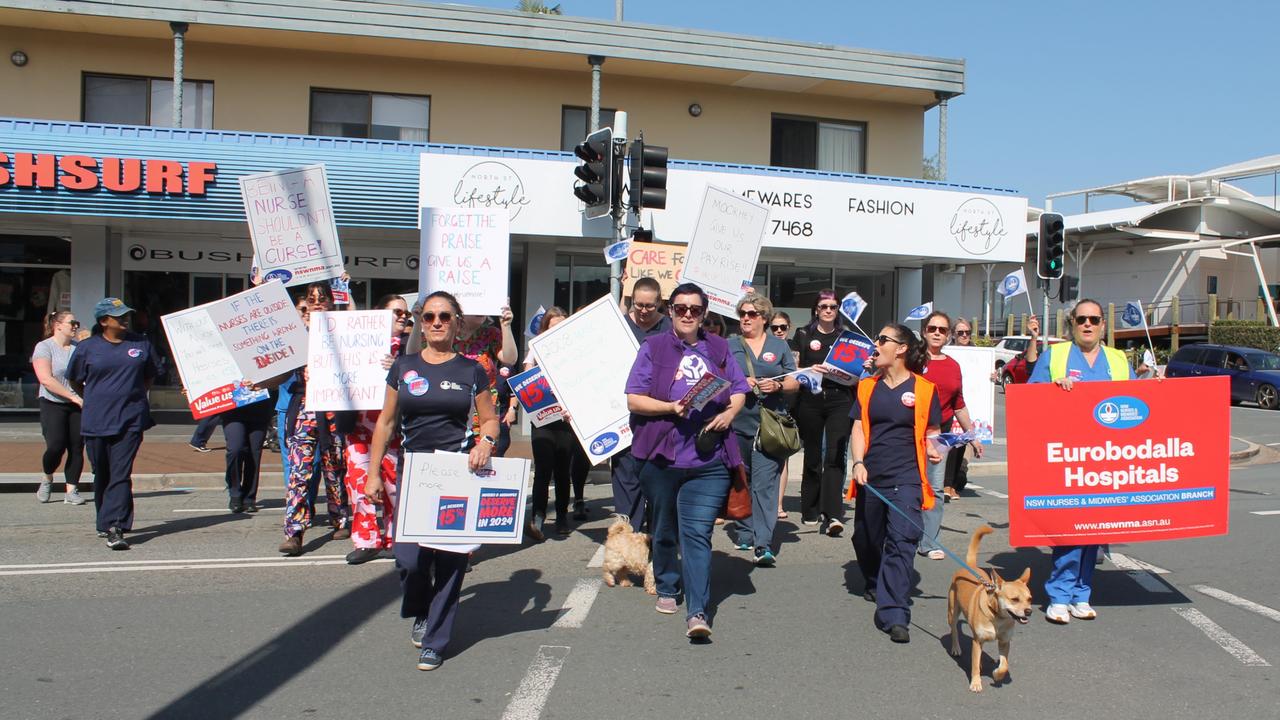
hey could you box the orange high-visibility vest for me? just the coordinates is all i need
[846,374,937,511]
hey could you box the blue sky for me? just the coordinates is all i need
[455,0,1279,210]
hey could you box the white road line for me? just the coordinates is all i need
[172,509,240,513]
[0,553,353,570]
[1250,510,1280,516]
[0,558,393,576]
[1173,608,1270,667]
[552,578,602,629]
[966,483,984,490]
[587,544,606,568]
[983,489,1009,499]
[1109,552,1170,574]
[500,645,571,720]
[1193,585,1280,623]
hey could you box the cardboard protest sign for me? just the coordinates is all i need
[420,207,510,316]
[507,366,565,427]
[941,345,997,443]
[240,165,344,286]
[622,241,687,298]
[203,281,309,384]
[161,305,269,419]
[395,452,531,545]
[529,295,640,464]
[821,331,874,385]
[304,310,392,411]
[681,186,769,316]
[1006,376,1229,547]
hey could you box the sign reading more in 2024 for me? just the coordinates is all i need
[240,164,345,287]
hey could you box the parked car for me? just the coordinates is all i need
[1165,343,1280,409]
[999,339,1068,386]
[992,335,1065,373]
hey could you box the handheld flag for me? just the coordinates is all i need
[525,305,546,338]
[1121,301,1144,329]
[996,269,1028,299]
[904,302,933,322]
[795,368,824,395]
[840,291,867,326]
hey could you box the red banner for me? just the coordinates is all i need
[1006,376,1229,547]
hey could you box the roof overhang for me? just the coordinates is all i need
[1025,196,1280,252]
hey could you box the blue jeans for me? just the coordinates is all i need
[639,459,731,619]
[918,458,946,554]
[734,434,783,554]
[1045,545,1099,605]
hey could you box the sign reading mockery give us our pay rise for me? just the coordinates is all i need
[1006,376,1229,547]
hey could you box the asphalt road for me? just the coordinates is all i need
[1,407,1277,719]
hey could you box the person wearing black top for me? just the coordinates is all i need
[791,290,854,535]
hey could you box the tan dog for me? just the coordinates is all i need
[602,515,656,594]
[947,525,1033,692]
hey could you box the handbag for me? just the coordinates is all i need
[739,337,802,458]
[722,464,752,521]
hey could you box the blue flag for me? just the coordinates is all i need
[840,291,867,326]
[997,269,1028,298]
[904,302,933,322]
[1121,301,1144,329]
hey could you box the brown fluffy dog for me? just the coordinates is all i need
[947,525,1033,692]
[602,515,656,594]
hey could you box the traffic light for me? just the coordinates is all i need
[573,127,614,219]
[629,136,668,212]
[1059,274,1079,303]
[1037,211,1065,280]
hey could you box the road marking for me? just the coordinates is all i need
[1250,510,1280,516]
[501,645,571,720]
[173,509,239,513]
[552,578,602,629]
[966,483,984,490]
[1172,608,1270,666]
[983,489,1009,499]
[587,544,606,568]
[1108,552,1170,574]
[1193,585,1280,623]
[0,558,392,576]
[0,553,357,570]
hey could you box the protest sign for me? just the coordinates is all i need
[240,165,344,287]
[681,185,769,316]
[821,331,874,386]
[678,372,731,412]
[203,281,309,383]
[507,366,565,427]
[304,310,392,411]
[161,305,269,419]
[1006,376,1229,547]
[529,295,640,464]
[395,452,531,546]
[622,240,687,298]
[419,207,510,316]
[940,345,997,443]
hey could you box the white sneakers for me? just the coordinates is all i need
[1046,602,1098,623]
[1069,602,1097,619]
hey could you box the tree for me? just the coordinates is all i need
[515,0,562,13]
[922,153,942,181]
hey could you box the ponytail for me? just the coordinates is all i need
[886,322,929,374]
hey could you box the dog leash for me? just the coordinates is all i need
[860,483,996,592]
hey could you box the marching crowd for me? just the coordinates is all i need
[31,274,1134,669]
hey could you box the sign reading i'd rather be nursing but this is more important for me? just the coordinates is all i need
[304,310,393,412]
[201,281,310,384]
[395,452,530,546]
[419,207,510,317]
[681,185,770,317]
[240,164,345,287]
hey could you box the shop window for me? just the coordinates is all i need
[82,73,214,128]
[770,116,865,174]
[561,106,617,152]
[310,90,430,142]
[554,254,609,313]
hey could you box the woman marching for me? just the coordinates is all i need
[847,323,943,644]
[32,311,86,505]
[792,290,853,535]
[769,310,796,520]
[365,291,499,670]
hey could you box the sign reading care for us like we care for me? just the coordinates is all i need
[419,207,510,316]
[304,310,392,411]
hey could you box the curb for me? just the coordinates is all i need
[1229,439,1262,462]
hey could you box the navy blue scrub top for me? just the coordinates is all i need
[850,376,941,487]
[67,332,161,437]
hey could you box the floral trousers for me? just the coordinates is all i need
[283,409,348,538]
[344,431,400,550]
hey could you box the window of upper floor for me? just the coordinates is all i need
[82,73,214,128]
[561,106,617,152]
[770,115,866,174]
[309,89,430,142]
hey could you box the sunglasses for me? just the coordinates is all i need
[925,325,950,334]
[770,324,789,332]
[421,311,455,325]
[817,303,839,311]
[1073,315,1103,326]
[874,334,904,346]
[64,320,81,328]
[955,330,971,336]
[391,309,411,319]
[672,304,705,318]
[632,302,658,311]
[737,309,762,319]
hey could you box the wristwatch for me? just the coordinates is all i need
[481,435,497,447]
[852,460,865,468]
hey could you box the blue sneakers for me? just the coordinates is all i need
[417,647,443,671]
[411,616,429,648]
[753,549,776,567]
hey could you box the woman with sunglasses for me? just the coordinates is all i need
[916,311,983,560]
[792,289,853,535]
[342,294,412,565]
[769,311,795,519]
[1027,299,1134,625]
[32,311,86,505]
[701,313,727,337]
[626,283,749,639]
[455,304,517,434]
[943,318,978,500]
[847,323,942,643]
[365,291,499,671]
[950,319,974,347]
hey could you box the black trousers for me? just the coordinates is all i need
[394,543,469,654]
[529,421,588,520]
[190,415,218,447]
[851,482,923,628]
[944,445,969,492]
[611,449,646,531]
[795,387,853,522]
[222,410,269,503]
[39,398,84,484]
[85,431,143,532]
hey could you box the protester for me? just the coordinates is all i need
[951,319,974,346]
[728,293,798,566]
[1027,299,1135,625]
[277,282,349,556]
[626,282,749,638]
[848,323,942,644]
[702,312,727,337]
[342,294,411,565]
[276,292,319,514]
[943,317,974,500]
[188,415,217,453]
[792,289,853,535]
[494,362,519,458]
[614,277,673,531]
[917,311,983,559]
[365,291,499,671]
[67,298,162,550]
[454,304,517,432]
[219,390,272,514]
[770,310,795,519]
[31,311,86,505]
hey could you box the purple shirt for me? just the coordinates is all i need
[626,335,750,468]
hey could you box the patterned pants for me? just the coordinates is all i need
[283,410,347,538]
[345,431,400,550]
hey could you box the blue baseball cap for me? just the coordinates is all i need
[93,297,134,319]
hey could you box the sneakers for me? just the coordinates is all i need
[104,527,129,551]
[411,615,429,648]
[189,443,211,453]
[927,549,946,561]
[36,480,52,503]
[346,547,382,565]
[735,542,752,552]
[229,497,245,514]
[64,489,86,506]
[863,589,876,603]
[655,596,679,615]
[1069,602,1097,620]
[944,487,959,501]
[685,613,712,639]
[243,500,260,514]
[825,518,845,537]
[888,624,910,643]
[278,534,303,556]
[801,517,820,526]
[572,500,588,521]
[1045,603,1071,624]
[753,549,776,567]
[555,520,572,536]
[416,647,443,671]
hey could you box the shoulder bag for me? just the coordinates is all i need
[738,337,802,458]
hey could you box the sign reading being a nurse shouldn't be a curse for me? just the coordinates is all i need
[681,185,770,317]
[419,207,510,316]
[240,164,345,287]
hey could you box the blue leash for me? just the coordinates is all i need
[860,483,995,591]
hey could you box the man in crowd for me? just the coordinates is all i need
[613,277,671,530]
